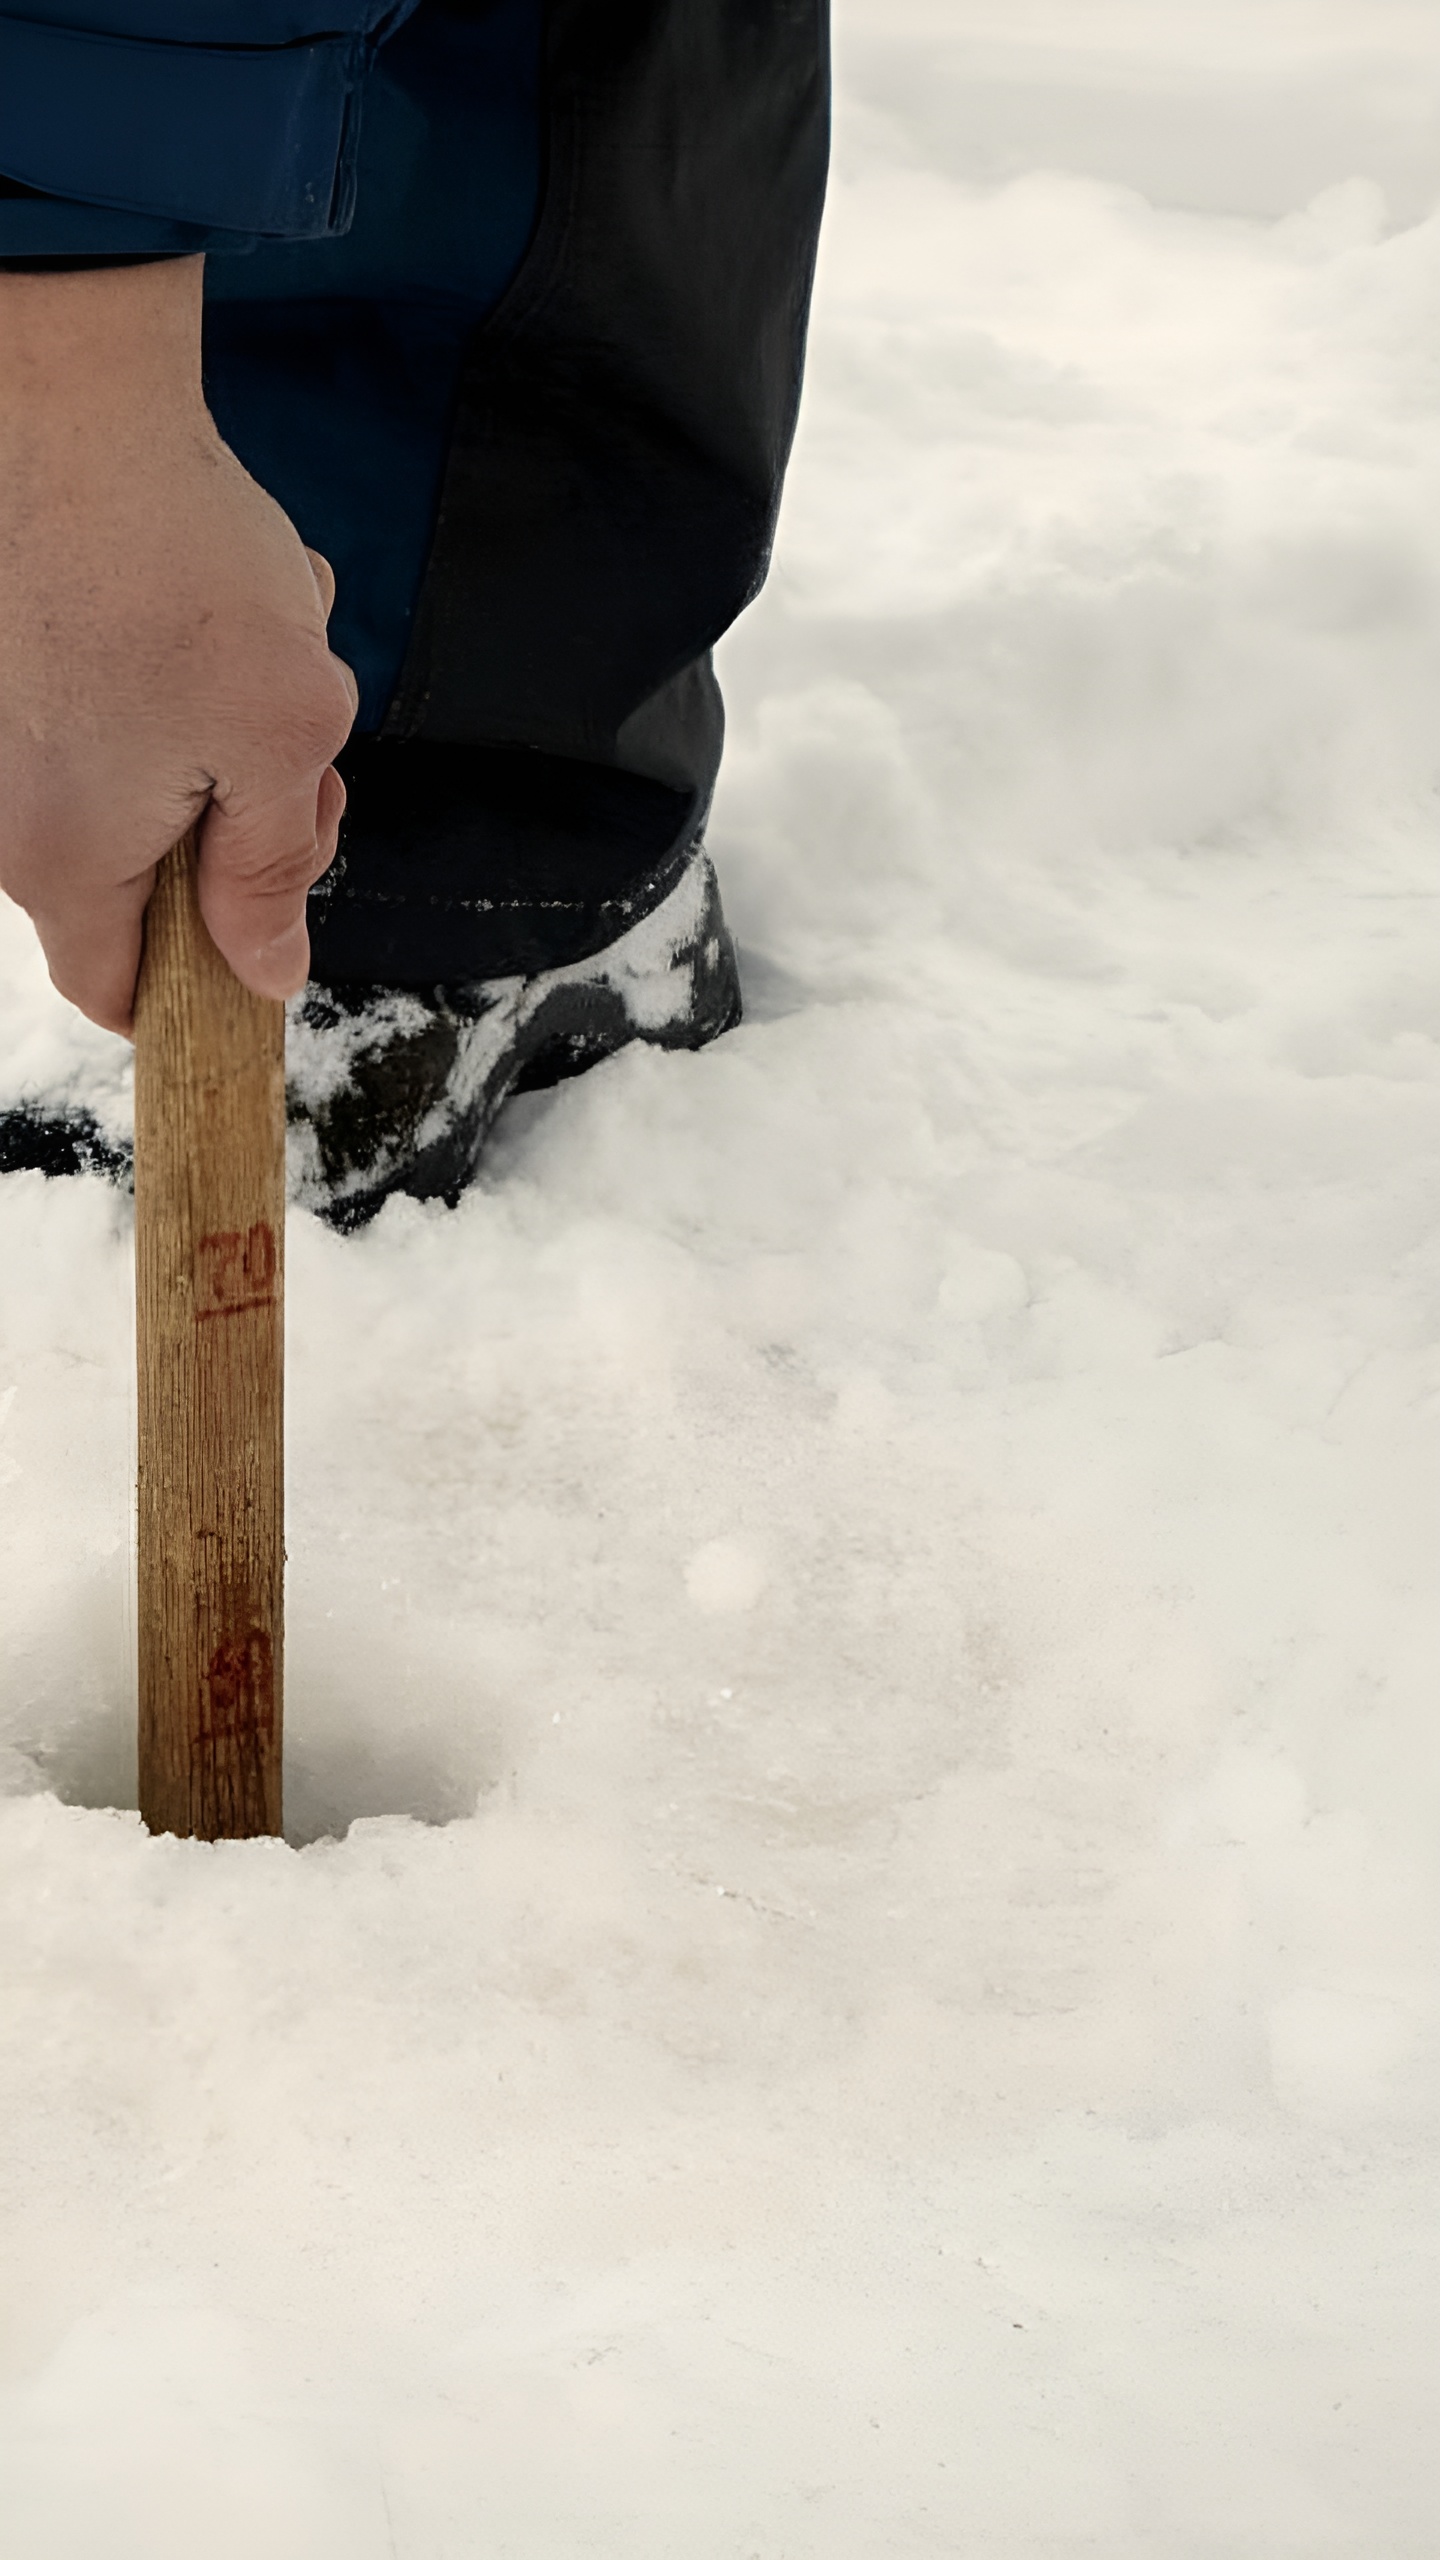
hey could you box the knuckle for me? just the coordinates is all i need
[246,652,353,779]
[280,658,356,769]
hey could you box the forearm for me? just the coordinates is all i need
[0,257,204,441]
[0,258,219,758]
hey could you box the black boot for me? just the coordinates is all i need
[288,841,741,1228]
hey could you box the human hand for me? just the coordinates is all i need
[0,258,357,1034]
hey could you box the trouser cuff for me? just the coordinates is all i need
[308,737,702,987]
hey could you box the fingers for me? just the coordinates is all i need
[30,866,157,1037]
[17,741,342,1028]
[196,614,355,998]
[197,760,345,1001]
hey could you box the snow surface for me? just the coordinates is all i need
[3,5,1440,2552]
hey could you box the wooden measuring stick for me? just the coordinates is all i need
[133,833,286,1839]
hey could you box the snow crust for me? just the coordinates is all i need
[2,6,1439,2550]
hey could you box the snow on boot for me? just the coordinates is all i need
[286,840,742,1229]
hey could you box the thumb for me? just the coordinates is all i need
[196,763,345,1000]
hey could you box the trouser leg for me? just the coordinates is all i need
[211,0,831,989]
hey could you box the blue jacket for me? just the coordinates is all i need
[0,0,423,254]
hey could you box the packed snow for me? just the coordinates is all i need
[2,5,1439,2552]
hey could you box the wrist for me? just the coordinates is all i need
[0,256,206,442]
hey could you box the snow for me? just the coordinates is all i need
[3,6,1440,2551]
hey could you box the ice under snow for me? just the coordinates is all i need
[1,4,1438,2552]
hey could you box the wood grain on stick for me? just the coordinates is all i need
[134,833,285,1839]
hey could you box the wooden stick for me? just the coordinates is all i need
[133,833,286,1840]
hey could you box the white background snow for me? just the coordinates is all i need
[2,3,1439,2551]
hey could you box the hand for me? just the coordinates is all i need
[0,258,357,1034]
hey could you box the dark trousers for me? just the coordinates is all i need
[205,0,830,987]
